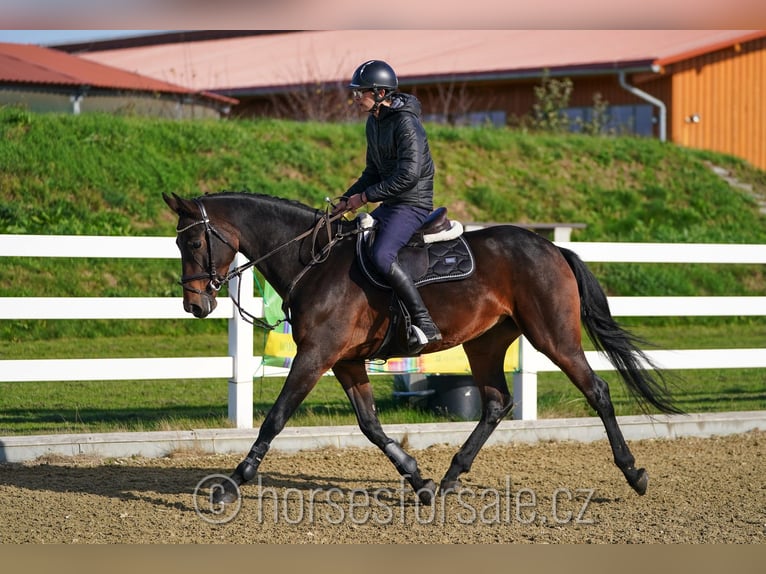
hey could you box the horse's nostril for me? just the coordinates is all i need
[190,304,207,318]
[183,293,216,319]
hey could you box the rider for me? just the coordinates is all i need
[333,59,442,349]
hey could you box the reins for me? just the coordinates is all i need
[177,197,358,330]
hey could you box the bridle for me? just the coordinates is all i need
[176,199,237,295]
[175,197,358,328]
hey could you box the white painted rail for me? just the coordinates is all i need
[0,234,277,428]
[1,235,764,426]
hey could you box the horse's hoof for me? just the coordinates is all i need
[416,479,437,505]
[439,478,462,495]
[629,468,649,496]
[211,479,240,505]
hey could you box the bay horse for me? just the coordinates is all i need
[163,191,680,505]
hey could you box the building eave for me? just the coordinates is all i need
[654,30,766,67]
[217,60,661,98]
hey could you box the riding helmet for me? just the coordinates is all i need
[348,60,398,92]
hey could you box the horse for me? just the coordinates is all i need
[162,190,680,505]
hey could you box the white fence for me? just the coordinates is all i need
[1,234,765,427]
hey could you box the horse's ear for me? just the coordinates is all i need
[162,192,194,216]
[162,192,179,213]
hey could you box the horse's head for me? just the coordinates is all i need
[162,192,239,318]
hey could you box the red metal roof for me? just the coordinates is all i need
[0,42,237,105]
[78,30,766,94]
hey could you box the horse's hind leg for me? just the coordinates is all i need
[333,360,437,505]
[439,323,517,493]
[569,360,648,494]
[524,322,649,494]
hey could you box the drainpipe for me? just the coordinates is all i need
[70,93,83,115]
[618,69,666,142]
[70,86,89,115]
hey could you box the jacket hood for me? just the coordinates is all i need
[382,92,421,118]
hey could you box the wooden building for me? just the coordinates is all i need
[0,41,237,119]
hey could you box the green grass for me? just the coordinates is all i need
[537,368,765,419]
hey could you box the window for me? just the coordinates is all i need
[423,110,506,127]
[564,104,654,136]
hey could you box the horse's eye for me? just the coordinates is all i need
[189,240,202,250]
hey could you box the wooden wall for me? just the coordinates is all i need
[667,36,766,170]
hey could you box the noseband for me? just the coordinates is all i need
[176,199,237,296]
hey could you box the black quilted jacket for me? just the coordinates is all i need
[345,93,435,209]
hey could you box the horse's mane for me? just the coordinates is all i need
[201,190,322,217]
[198,190,358,234]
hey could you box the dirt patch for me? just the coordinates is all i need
[1,431,763,543]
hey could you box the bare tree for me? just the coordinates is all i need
[429,78,480,124]
[265,49,361,122]
[269,82,356,122]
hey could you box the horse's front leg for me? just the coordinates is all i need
[214,351,327,503]
[333,360,437,505]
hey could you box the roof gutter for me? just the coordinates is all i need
[401,61,659,86]
[618,67,666,142]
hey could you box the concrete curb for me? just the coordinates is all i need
[1,410,764,464]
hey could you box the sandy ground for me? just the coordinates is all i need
[0,431,764,544]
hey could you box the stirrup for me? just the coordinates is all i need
[406,325,428,355]
[410,325,430,346]
[409,323,442,349]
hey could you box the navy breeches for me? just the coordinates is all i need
[369,203,430,273]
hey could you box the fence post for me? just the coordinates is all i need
[512,336,538,420]
[227,253,254,428]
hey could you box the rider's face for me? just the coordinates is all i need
[351,89,376,112]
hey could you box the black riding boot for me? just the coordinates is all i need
[387,260,442,351]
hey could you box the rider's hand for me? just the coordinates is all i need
[345,193,366,211]
[331,193,366,216]
[330,197,349,216]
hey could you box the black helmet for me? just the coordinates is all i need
[348,60,398,92]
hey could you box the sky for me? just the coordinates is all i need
[1,0,765,49]
[0,30,167,46]
[1,1,765,33]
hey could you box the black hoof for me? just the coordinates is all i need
[211,477,240,505]
[416,479,437,505]
[439,478,462,495]
[628,467,649,496]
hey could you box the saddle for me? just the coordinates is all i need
[355,207,475,290]
[355,207,476,359]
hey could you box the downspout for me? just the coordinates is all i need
[70,93,83,115]
[70,86,89,115]
[618,69,666,142]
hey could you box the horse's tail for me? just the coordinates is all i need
[558,246,683,415]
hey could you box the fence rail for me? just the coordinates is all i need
[1,234,764,427]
